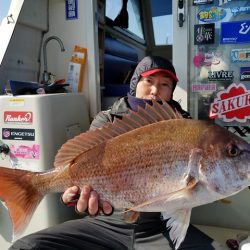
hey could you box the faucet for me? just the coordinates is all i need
[42,36,65,84]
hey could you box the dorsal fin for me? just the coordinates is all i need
[54,100,183,168]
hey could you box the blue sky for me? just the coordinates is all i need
[0,1,11,23]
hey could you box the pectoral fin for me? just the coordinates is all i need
[183,148,202,189]
[158,149,201,248]
[123,187,188,213]
[123,210,140,223]
[162,208,191,249]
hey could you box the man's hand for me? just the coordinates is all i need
[61,185,113,216]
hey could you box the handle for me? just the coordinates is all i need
[177,0,185,27]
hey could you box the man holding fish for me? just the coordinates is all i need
[7,56,250,250]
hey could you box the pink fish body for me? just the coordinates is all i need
[0,101,250,249]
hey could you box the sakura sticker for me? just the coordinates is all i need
[9,144,40,159]
[209,83,250,123]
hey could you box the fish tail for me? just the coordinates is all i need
[0,166,43,240]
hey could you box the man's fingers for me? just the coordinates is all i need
[76,185,92,214]
[62,185,114,217]
[61,186,79,204]
[102,201,114,216]
[88,191,99,216]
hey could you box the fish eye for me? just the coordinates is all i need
[227,144,240,157]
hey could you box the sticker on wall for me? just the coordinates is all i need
[192,83,217,92]
[8,98,25,107]
[240,67,250,81]
[208,70,234,81]
[193,50,223,68]
[218,0,234,6]
[231,48,250,63]
[193,52,205,68]
[197,7,227,22]
[9,144,40,160]
[194,23,215,45]
[204,50,221,66]
[209,83,250,123]
[231,6,250,16]
[221,20,250,44]
[2,128,35,141]
[65,0,78,20]
[4,111,33,124]
[193,0,214,5]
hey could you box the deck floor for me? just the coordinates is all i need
[194,224,250,249]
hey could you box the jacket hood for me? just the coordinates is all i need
[129,56,178,96]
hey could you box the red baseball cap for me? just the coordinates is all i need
[141,68,179,82]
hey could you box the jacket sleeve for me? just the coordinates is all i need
[89,110,113,131]
[171,100,192,119]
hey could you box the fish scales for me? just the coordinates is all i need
[45,120,203,207]
[0,100,250,249]
[31,120,200,202]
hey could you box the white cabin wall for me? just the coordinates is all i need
[43,0,100,119]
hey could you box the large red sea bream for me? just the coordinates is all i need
[0,101,250,249]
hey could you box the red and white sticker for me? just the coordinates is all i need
[4,111,33,124]
[209,83,250,123]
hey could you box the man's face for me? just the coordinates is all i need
[135,72,174,101]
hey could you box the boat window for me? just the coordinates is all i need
[105,0,144,39]
[150,0,173,45]
[0,1,11,23]
[0,0,24,65]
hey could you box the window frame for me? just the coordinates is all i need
[0,0,24,65]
